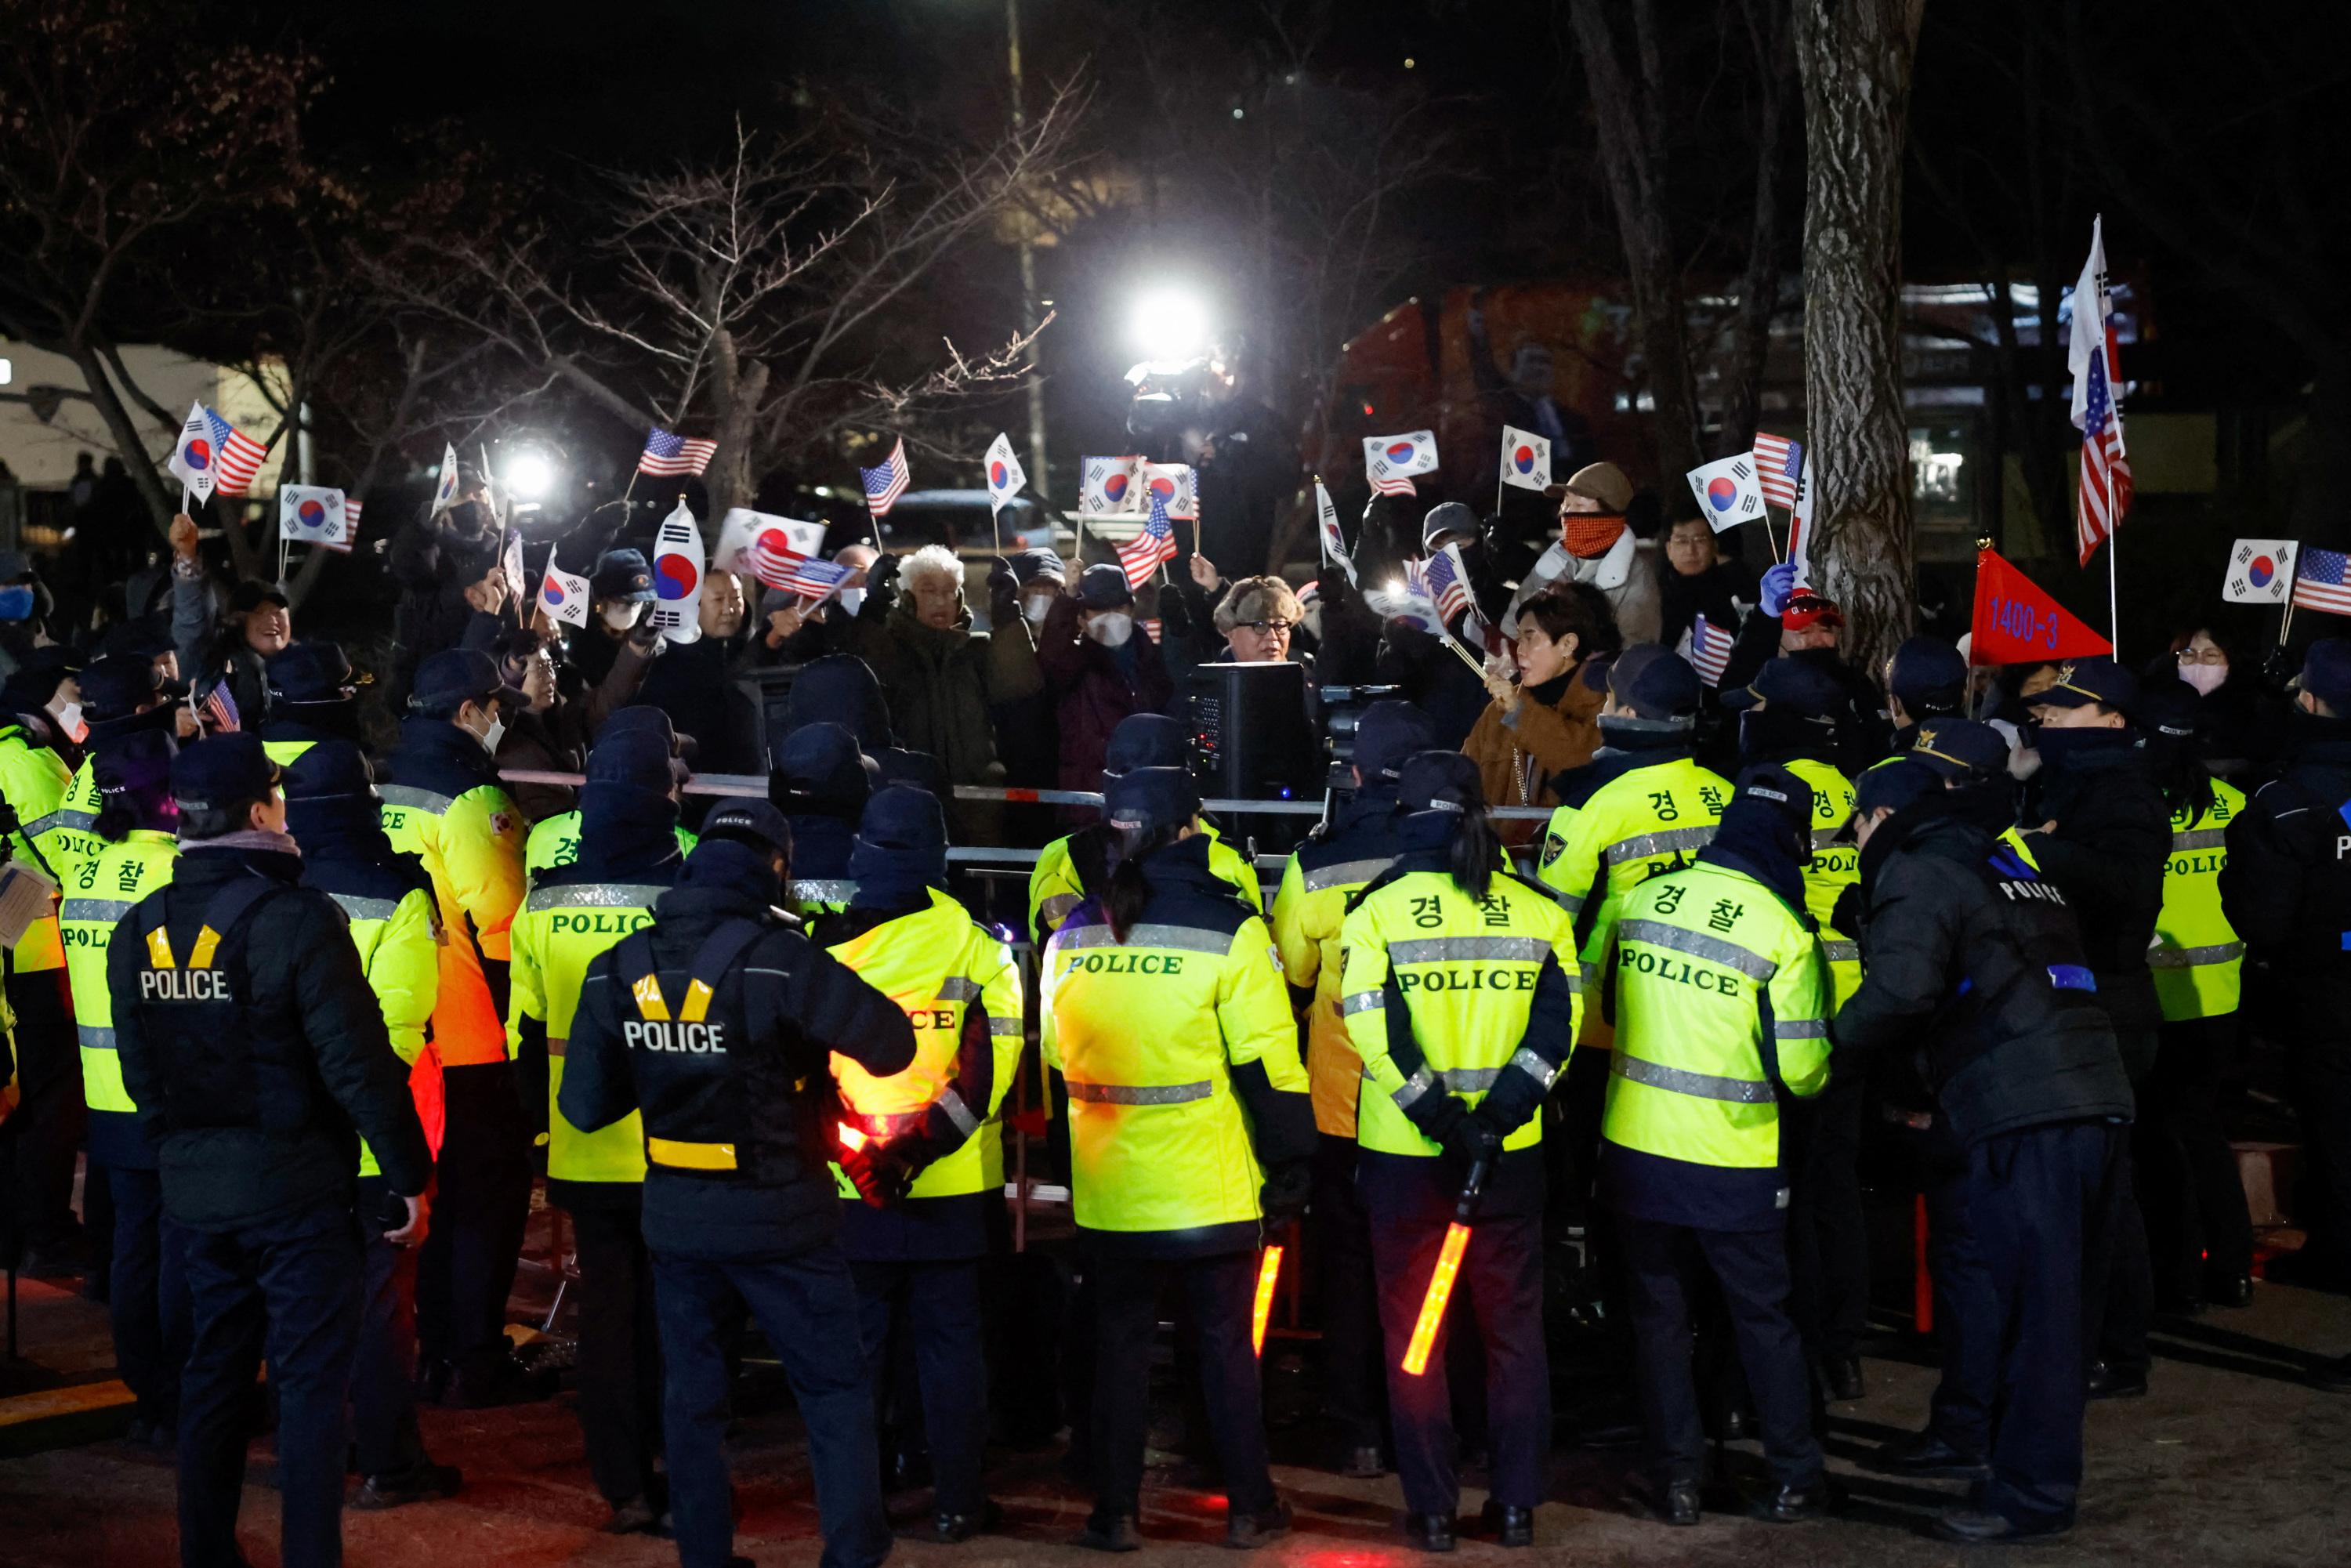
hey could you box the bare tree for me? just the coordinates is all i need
[370,90,1086,528]
[1794,0,1925,673]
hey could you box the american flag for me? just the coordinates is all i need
[2070,218,2132,567]
[1370,471,1417,498]
[1117,493,1179,588]
[1424,545,1472,624]
[779,555,857,604]
[639,426,718,477]
[2293,546,2351,617]
[1751,433,1804,510]
[1687,617,1733,687]
[201,407,270,497]
[202,679,241,733]
[1141,618,1163,643]
[859,438,910,517]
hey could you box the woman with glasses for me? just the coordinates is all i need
[2155,624,2283,781]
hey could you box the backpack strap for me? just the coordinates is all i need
[620,918,766,1021]
[144,874,283,971]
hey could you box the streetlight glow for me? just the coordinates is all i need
[502,447,558,502]
[1131,287,1211,362]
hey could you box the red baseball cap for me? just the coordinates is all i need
[1782,589,1845,632]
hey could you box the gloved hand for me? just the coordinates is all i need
[2260,643,2298,694]
[861,552,900,617]
[986,556,1020,604]
[1259,1161,1312,1230]
[1759,559,1798,619]
[1405,1090,1469,1150]
[1440,1114,1502,1176]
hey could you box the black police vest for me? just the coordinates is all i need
[611,918,823,1183]
[1931,836,2107,1089]
[130,875,314,1134]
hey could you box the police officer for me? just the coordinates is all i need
[773,721,878,918]
[2223,640,2351,1319]
[523,705,697,878]
[560,799,917,1568]
[259,640,367,766]
[1268,699,1436,1477]
[509,725,686,1531]
[1879,637,1970,759]
[1838,744,2134,1544]
[59,730,186,1445]
[820,786,1023,1544]
[380,647,536,1405]
[1605,765,1831,1526]
[1041,767,1313,1551]
[1337,752,1579,1551]
[1029,712,1261,948]
[284,741,461,1508]
[2137,679,2255,1311]
[1722,657,1867,1400]
[110,734,433,1568]
[2020,655,2166,1398]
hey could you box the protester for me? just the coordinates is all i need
[386,498,506,706]
[1035,564,1176,799]
[1656,513,1759,654]
[1461,586,1603,832]
[1516,462,1659,645]
[631,567,764,776]
[2161,623,2281,780]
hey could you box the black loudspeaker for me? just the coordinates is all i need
[1186,661,1316,854]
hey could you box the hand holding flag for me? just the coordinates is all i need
[1686,454,1766,532]
[1117,492,1180,589]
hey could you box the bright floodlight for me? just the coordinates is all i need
[503,447,558,502]
[1132,287,1210,362]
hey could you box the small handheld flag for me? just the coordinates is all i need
[984,433,1027,514]
[640,426,717,479]
[1686,454,1766,531]
[2070,215,2132,569]
[1139,462,1197,520]
[1686,617,1733,688]
[501,530,527,611]
[859,438,911,518]
[1117,492,1179,588]
[1365,430,1438,496]
[1081,455,1145,516]
[649,501,705,642]
[745,516,831,594]
[431,443,462,516]
[2223,539,2298,605]
[169,404,269,502]
[779,556,857,604]
[201,678,241,734]
[278,485,349,549]
[1786,454,1815,585]
[1425,544,1473,625]
[538,559,591,627]
[2293,546,2351,618]
[1751,433,1805,510]
[1499,425,1552,494]
[1315,480,1354,585]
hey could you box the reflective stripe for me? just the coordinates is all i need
[1773,1019,1829,1040]
[1508,1046,1563,1090]
[21,809,77,838]
[1603,825,1716,866]
[988,1017,1023,1036]
[1340,990,1386,1016]
[1811,826,1846,849]
[327,893,401,923]
[1618,918,1777,980]
[2147,940,2245,969]
[1038,893,1084,927]
[1822,940,1860,964]
[1389,936,1551,964]
[647,1136,737,1171]
[1390,1066,1436,1110]
[1612,1052,1774,1105]
[791,879,858,904]
[1055,922,1234,955]
[935,977,981,1002]
[59,896,136,923]
[78,1024,115,1052]
[525,883,668,913]
[1552,889,1585,915]
[937,1088,980,1139]
[1441,1068,1500,1091]
[2172,827,2227,851]
[1302,857,1393,893]
[378,784,454,814]
[1065,1078,1215,1105]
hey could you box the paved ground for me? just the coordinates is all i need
[3,1258,2347,1568]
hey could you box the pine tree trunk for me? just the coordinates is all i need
[1792,0,1924,675]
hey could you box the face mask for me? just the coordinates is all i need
[838,588,866,617]
[1087,611,1135,647]
[2180,663,2226,697]
[0,585,35,621]
[1023,595,1054,627]
[480,713,506,755]
[2032,724,2120,770]
[602,603,643,632]
[51,701,85,744]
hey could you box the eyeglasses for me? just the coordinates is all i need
[1239,620,1295,638]
[2175,648,2226,666]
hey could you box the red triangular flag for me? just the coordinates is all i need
[1969,548,2112,664]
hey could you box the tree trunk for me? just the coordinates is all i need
[702,326,766,535]
[71,343,176,534]
[1792,0,1924,675]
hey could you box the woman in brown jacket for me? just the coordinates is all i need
[1461,586,1608,842]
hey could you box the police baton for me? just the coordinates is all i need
[1401,1154,1491,1376]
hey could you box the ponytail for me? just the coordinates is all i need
[1103,821,1183,942]
[1447,808,1500,904]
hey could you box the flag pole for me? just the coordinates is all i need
[2105,467,2121,659]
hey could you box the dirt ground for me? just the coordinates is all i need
[2,1253,2347,1568]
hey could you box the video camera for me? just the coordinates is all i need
[1319,683,1407,791]
[1123,357,1218,462]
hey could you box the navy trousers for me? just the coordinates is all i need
[653,1244,889,1568]
[1922,1155,2001,1460]
[1621,1218,1822,1491]
[1311,1133,1386,1454]
[1963,1118,2125,1529]
[352,1176,428,1479]
[851,1258,987,1516]
[107,1164,191,1431]
[415,1063,531,1380]
[571,1195,665,1508]
[1368,1183,1551,1515]
[177,1205,363,1568]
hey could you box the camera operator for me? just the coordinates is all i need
[1126,339,1296,578]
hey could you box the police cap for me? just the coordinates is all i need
[1352,700,1439,782]
[775,720,875,804]
[172,733,280,816]
[266,640,358,706]
[856,784,948,856]
[1103,766,1198,835]
[410,649,523,716]
[585,726,676,790]
[78,654,175,722]
[1887,636,1969,715]
[1727,762,1815,842]
[2028,655,2137,716]
[94,727,176,802]
[697,798,793,860]
[1396,749,1483,815]
[1909,718,2011,780]
[1607,644,1702,722]
[2302,638,2351,711]
[1854,756,1942,819]
[1719,655,1843,718]
[1104,713,1188,777]
[282,739,375,802]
